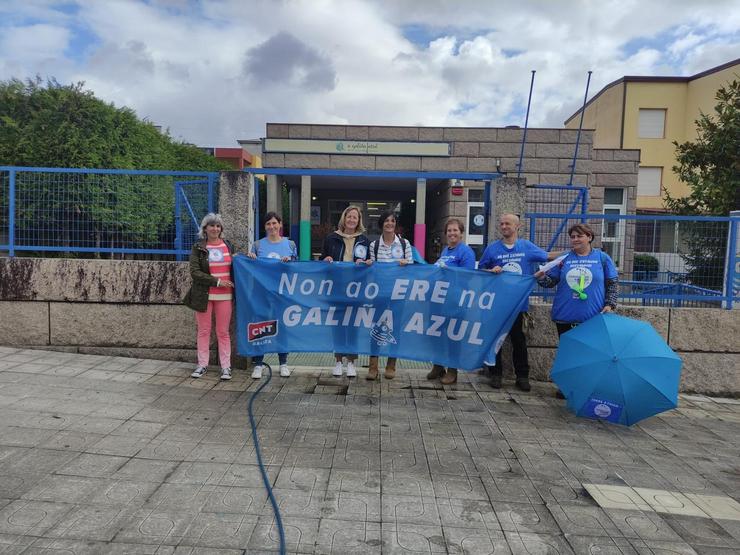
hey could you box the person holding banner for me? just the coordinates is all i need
[247,211,298,378]
[366,210,413,380]
[478,213,551,392]
[428,218,476,385]
[535,223,619,398]
[320,205,370,377]
[183,213,236,381]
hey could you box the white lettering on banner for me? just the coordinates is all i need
[405,313,424,334]
[468,322,483,345]
[346,281,381,300]
[304,306,322,325]
[325,306,339,326]
[300,280,315,295]
[403,312,484,344]
[377,309,393,330]
[427,315,445,336]
[355,306,375,327]
[279,273,334,296]
[284,305,302,326]
[279,273,297,295]
[365,283,379,300]
[409,280,430,301]
[459,290,474,308]
[391,279,409,299]
[346,282,361,298]
[318,280,333,295]
[479,292,495,310]
[458,290,496,310]
[342,307,354,326]
[448,319,468,341]
[282,305,484,346]
[431,281,449,303]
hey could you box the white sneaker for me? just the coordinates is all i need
[251,365,263,379]
[220,368,232,380]
[332,362,343,377]
[346,361,357,378]
[191,366,207,378]
[279,364,291,377]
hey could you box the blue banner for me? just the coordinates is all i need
[234,258,534,371]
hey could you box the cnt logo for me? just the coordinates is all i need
[248,320,278,341]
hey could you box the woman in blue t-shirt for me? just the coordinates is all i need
[247,211,297,379]
[536,223,619,397]
[428,218,476,385]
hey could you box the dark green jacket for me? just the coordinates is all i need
[182,239,237,312]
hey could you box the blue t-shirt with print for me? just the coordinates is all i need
[548,249,618,323]
[251,237,297,261]
[436,243,476,269]
[479,239,548,311]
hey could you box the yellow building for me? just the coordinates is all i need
[565,58,739,211]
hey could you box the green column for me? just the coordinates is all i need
[300,175,311,260]
[300,220,311,260]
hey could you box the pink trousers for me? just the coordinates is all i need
[195,300,232,368]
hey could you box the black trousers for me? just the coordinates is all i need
[494,312,529,378]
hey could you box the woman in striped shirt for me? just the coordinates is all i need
[366,210,413,380]
[184,213,236,381]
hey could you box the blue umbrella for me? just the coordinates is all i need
[551,313,682,426]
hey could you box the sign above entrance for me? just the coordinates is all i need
[264,138,450,157]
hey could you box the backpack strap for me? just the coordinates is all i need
[402,237,410,259]
[289,240,297,259]
[373,239,379,261]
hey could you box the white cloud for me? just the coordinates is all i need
[0,0,738,146]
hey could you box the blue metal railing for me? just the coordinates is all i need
[526,212,740,309]
[0,166,217,259]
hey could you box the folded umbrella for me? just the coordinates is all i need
[551,313,682,426]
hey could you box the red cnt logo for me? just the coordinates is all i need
[248,320,278,341]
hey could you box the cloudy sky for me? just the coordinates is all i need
[1,0,739,146]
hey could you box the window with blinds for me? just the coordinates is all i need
[638,109,666,138]
[638,167,663,196]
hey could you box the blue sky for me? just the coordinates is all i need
[1,0,738,145]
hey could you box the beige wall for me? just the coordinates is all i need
[566,82,624,149]
[624,81,690,209]
[567,60,739,211]
[685,64,739,137]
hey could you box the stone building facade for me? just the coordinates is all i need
[259,124,639,271]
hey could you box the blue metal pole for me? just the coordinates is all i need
[581,188,589,218]
[207,174,215,213]
[569,70,592,186]
[724,213,739,309]
[174,183,183,261]
[483,180,492,244]
[517,70,536,179]
[8,170,15,257]
[529,215,536,242]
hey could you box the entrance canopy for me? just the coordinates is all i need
[242,168,502,260]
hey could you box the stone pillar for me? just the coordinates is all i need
[414,178,427,258]
[218,171,253,253]
[266,174,280,214]
[490,177,526,242]
[300,175,311,260]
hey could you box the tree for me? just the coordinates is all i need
[664,78,740,290]
[0,77,228,171]
[0,77,231,257]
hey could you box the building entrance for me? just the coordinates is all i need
[244,168,502,262]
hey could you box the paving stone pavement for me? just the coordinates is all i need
[0,346,739,554]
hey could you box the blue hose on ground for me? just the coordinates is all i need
[247,363,286,554]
